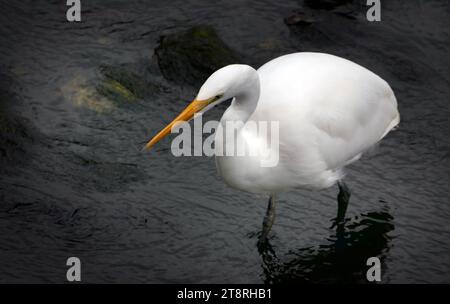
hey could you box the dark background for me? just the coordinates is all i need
[0,0,449,283]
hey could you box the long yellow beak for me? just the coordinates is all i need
[144,98,214,150]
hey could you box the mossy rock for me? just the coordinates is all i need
[97,65,149,103]
[61,75,115,113]
[97,78,137,103]
[155,25,239,86]
[62,65,161,113]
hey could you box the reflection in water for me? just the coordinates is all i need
[259,208,394,284]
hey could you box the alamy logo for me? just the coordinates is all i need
[168,114,280,168]
[66,0,81,22]
[366,0,381,22]
[66,257,81,282]
[366,257,381,282]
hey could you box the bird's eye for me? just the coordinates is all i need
[215,94,223,100]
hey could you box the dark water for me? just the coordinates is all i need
[0,0,449,283]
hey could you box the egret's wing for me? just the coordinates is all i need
[253,52,400,187]
[308,81,399,170]
[257,53,400,171]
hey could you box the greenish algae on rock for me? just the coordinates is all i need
[62,64,162,113]
[97,65,149,103]
[155,25,239,86]
[61,75,115,113]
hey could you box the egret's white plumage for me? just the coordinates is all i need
[199,53,399,194]
[145,52,400,238]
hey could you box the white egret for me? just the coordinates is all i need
[145,52,400,243]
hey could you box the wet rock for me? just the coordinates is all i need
[155,25,239,86]
[62,65,161,113]
[97,78,137,103]
[97,65,151,103]
[284,11,317,26]
[284,3,361,50]
[305,0,353,10]
[61,75,115,113]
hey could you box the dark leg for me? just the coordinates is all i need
[331,181,351,228]
[258,194,276,245]
[337,181,351,222]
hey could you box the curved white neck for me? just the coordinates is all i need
[221,72,260,124]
